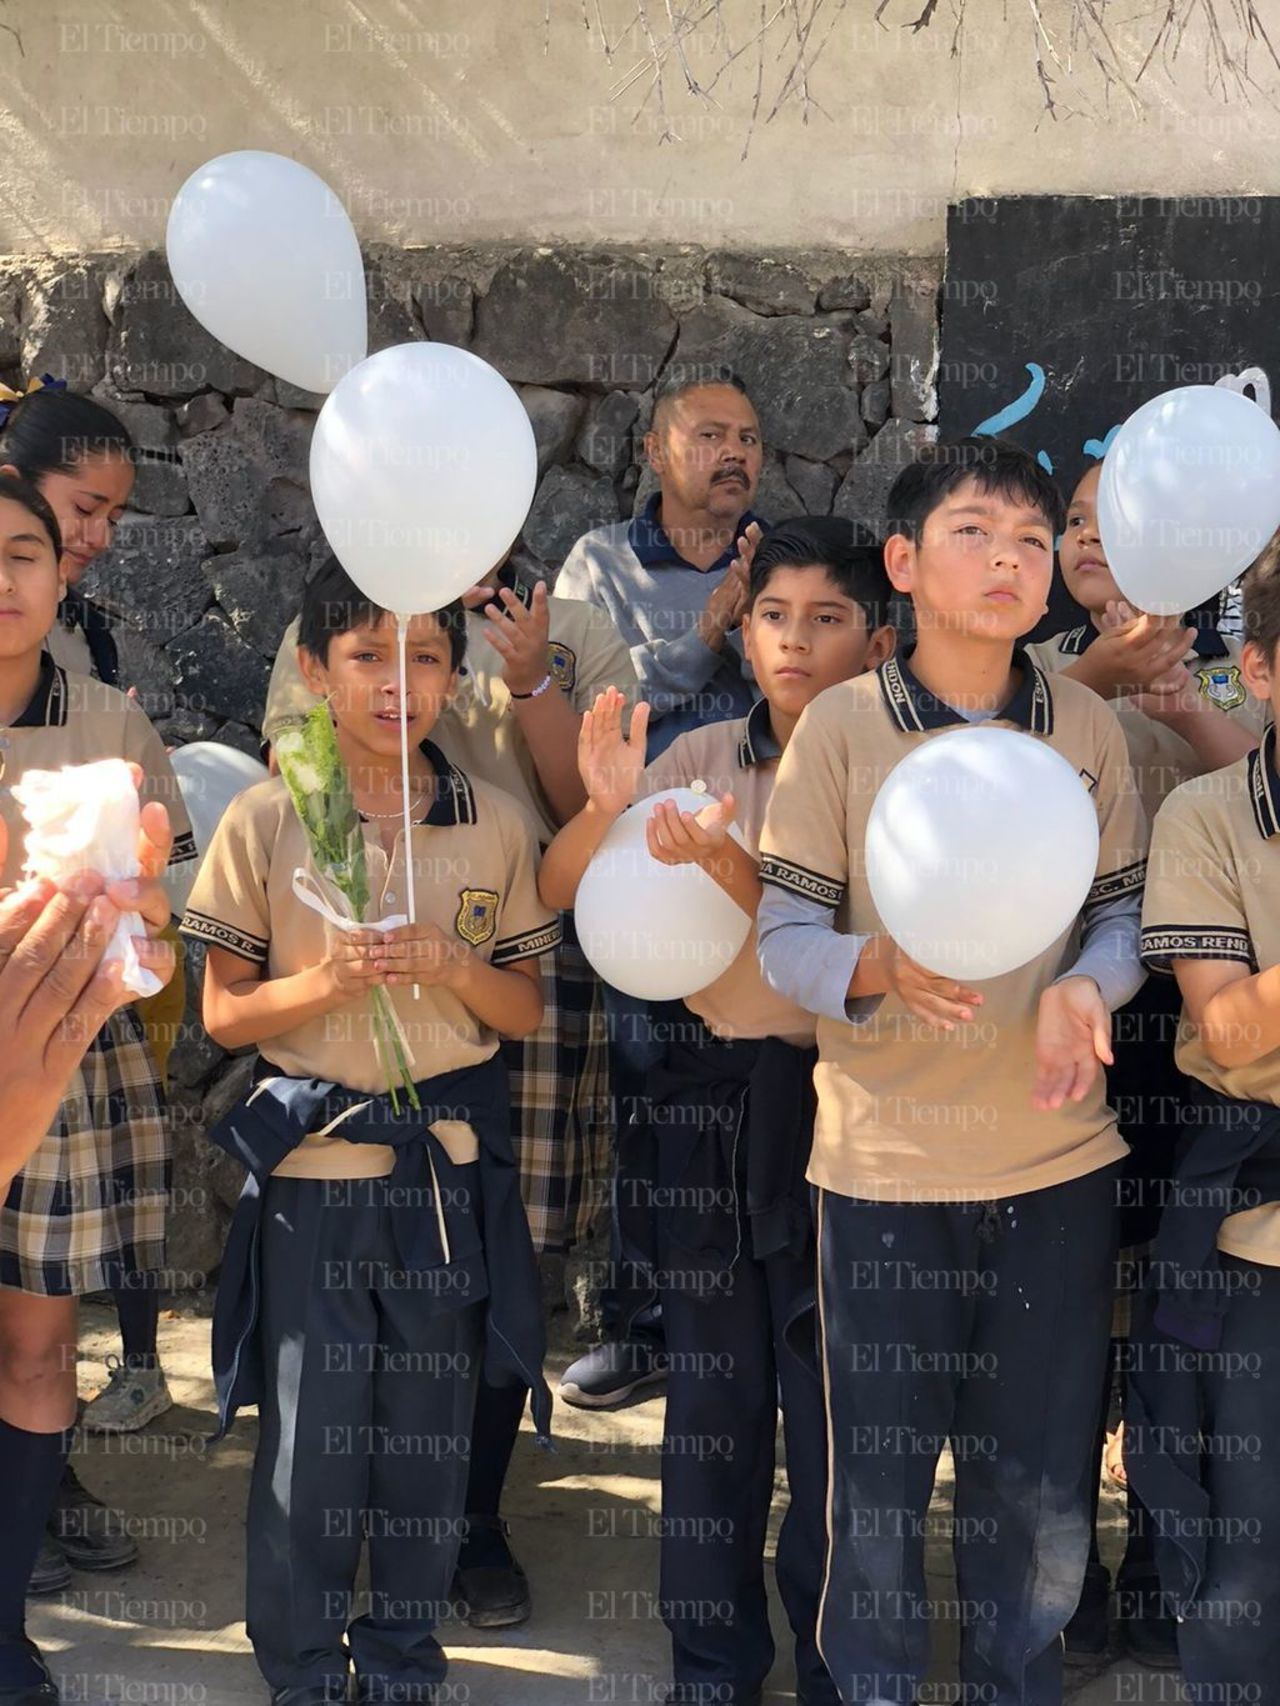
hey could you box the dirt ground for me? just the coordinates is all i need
[29,1300,1172,1706]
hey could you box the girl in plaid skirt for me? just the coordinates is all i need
[0,469,195,1706]
[0,387,188,1437]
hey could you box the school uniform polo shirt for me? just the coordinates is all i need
[640,697,815,1047]
[1141,727,1280,1266]
[261,581,638,846]
[0,653,197,889]
[180,743,560,1179]
[757,650,1148,1203]
[1027,624,1265,827]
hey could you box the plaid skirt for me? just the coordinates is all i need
[0,1006,170,1296]
[499,928,614,1255]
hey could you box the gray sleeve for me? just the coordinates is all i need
[552,541,593,603]
[629,623,724,704]
[1056,890,1146,1012]
[757,884,882,1025]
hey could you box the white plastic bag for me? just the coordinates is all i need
[12,757,161,998]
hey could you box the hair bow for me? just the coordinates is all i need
[0,372,67,429]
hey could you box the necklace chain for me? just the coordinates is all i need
[357,792,429,821]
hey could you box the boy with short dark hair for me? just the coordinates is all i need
[539,516,895,1706]
[757,441,1148,1705]
[1127,534,1280,1701]
[181,555,558,1706]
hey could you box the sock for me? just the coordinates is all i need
[0,1415,71,1684]
[461,1378,527,1563]
[113,1283,160,1370]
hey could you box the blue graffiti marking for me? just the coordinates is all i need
[1082,425,1121,460]
[973,363,1047,437]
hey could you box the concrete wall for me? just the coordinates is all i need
[1,0,1276,256]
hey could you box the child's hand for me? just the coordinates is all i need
[645,793,736,869]
[374,922,472,990]
[864,935,983,1031]
[483,580,553,697]
[1032,975,1113,1110]
[578,687,650,815]
[323,930,390,1000]
[1087,603,1195,697]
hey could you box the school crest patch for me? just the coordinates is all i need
[1195,663,1247,711]
[456,888,499,946]
[547,642,577,691]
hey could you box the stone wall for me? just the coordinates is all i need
[2,243,940,1286]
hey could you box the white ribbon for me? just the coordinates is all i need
[291,868,408,934]
[290,868,419,1072]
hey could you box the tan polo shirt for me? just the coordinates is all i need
[0,654,197,890]
[180,747,561,1178]
[1141,731,1280,1266]
[1028,626,1265,827]
[262,584,638,846]
[640,701,815,1048]
[758,650,1147,1203]
[44,618,95,679]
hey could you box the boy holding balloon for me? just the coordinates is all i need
[539,516,895,1706]
[1126,534,1280,1702]
[756,439,1148,1706]
[182,556,558,1706]
[261,553,637,1627]
[1028,455,1262,1665]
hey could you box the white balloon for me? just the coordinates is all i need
[575,788,752,1001]
[166,151,367,393]
[1097,385,1280,617]
[309,343,538,614]
[864,728,1100,980]
[162,742,269,915]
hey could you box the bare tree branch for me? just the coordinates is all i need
[576,0,1278,145]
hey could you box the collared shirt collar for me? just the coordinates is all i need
[469,563,534,618]
[877,645,1054,736]
[8,651,68,729]
[1055,616,1229,661]
[405,738,477,826]
[737,695,781,768]
[1249,724,1280,840]
[628,492,766,573]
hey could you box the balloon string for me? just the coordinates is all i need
[396,612,421,1001]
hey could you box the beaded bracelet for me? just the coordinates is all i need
[510,672,554,700]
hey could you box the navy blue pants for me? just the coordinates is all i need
[1172,1256,1280,1703]
[815,1166,1118,1706]
[660,1240,835,1705]
[656,1071,836,1706]
[246,1176,484,1702]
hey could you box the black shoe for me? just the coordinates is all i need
[48,1465,138,1572]
[1117,1571,1181,1670]
[26,1535,72,1597]
[558,1338,668,1409]
[1064,1559,1111,1657]
[452,1515,531,1629]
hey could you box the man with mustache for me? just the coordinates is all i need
[557,369,766,762]
[554,370,767,1415]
